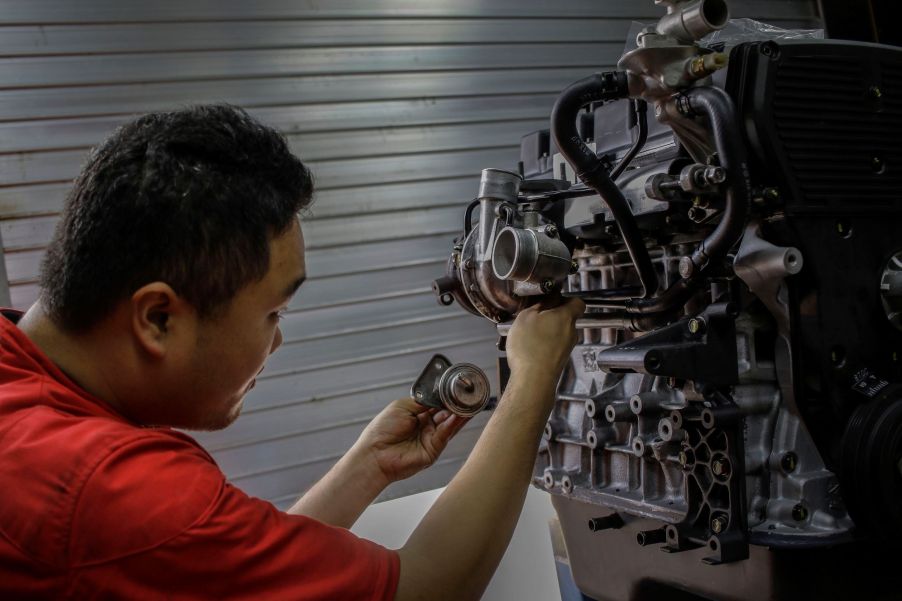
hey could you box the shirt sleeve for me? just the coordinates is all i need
[68,432,400,601]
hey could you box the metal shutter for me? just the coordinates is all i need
[0,0,819,507]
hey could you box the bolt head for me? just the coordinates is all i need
[463,259,474,269]
[688,317,706,335]
[711,516,726,534]
[541,280,555,292]
[792,503,809,522]
[869,85,882,99]
[781,452,798,473]
[678,451,689,467]
[679,257,695,279]
[545,224,558,237]
[561,475,573,493]
[688,206,706,221]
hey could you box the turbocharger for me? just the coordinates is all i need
[432,169,572,323]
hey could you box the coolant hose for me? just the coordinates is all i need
[677,86,751,275]
[551,72,659,299]
[625,86,750,316]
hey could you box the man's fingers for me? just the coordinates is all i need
[449,415,470,437]
[436,414,471,440]
[432,410,452,425]
[392,396,431,414]
[535,292,564,312]
[564,297,586,319]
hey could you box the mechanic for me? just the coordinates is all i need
[0,105,583,600]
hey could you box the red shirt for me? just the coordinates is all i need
[0,312,400,600]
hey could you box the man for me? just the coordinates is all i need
[0,105,583,599]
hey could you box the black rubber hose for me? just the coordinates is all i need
[551,72,658,299]
[609,99,648,181]
[676,86,751,275]
[463,198,479,236]
[625,86,749,316]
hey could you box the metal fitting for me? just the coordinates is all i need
[492,226,572,289]
[655,0,730,43]
[588,513,625,532]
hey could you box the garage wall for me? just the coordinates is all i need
[0,0,819,507]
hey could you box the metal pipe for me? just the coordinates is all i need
[496,315,630,335]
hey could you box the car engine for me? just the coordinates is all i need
[431,1,902,599]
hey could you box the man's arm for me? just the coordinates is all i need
[289,403,468,528]
[395,297,583,601]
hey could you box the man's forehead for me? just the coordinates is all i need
[270,219,306,299]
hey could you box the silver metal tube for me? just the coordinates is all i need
[656,0,729,43]
[496,316,627,335]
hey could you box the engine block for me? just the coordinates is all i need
[434,3,902,598]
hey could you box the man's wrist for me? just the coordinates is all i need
[347,440,393,492]
[506,367,560,396]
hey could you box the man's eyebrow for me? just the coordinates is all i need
[283,275,306,299]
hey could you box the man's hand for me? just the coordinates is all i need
[289,397,469,528]
[395,295,585,601]
[356,397,470,484]
[505,296,585,399]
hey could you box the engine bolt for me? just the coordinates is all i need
[569,260,579,274]
[869,85,882,99]
[678,451,689,467]
[687,317,706,335]
[545,224,558,237]
[781,452,798,473]
[464,259,474,269]
[679,256,695,278]
[764,187,781,202]
[712,458,730,477]
[792,503,809,522]
[710,516,727,534]
[541,279,555,292]
[687,206,706,222]
[561,474,573,494]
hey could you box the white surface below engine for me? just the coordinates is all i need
[353,485,561,600]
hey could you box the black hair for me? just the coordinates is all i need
[39,104,313,332]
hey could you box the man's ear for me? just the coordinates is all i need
[129,282,194,359]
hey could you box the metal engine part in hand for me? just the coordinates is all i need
[411,354,491,417]
[438,363,491,417]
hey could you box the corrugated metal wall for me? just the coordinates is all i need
[0,1,819,507]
